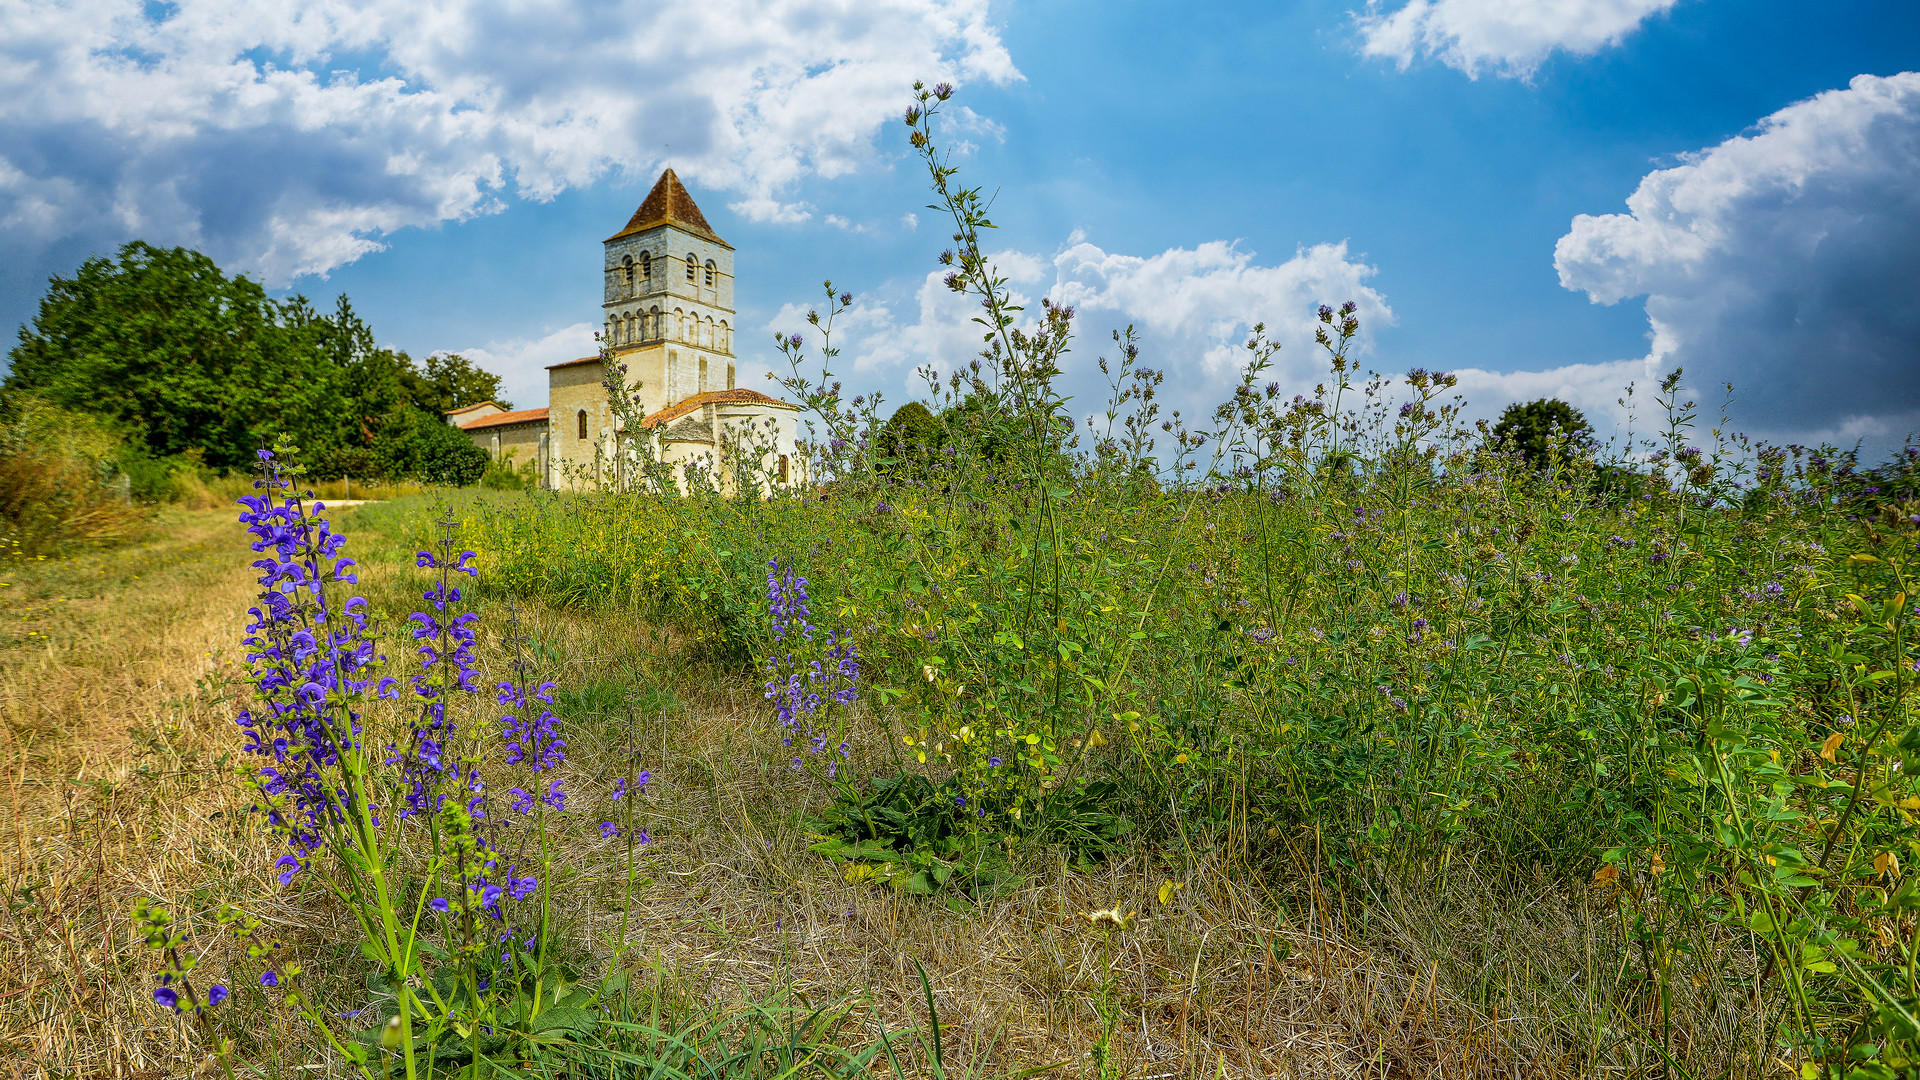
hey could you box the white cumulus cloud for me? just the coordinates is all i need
[774,236,1393,425]
[1555,72,1920,448]
[1357,0,1679,79]
[0,0,1017,288]
[454,322,597,411]
[1051,238,1392,390]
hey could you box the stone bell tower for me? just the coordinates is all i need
[599,168,736,416]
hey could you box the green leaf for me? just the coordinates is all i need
[530,1006,597,1035]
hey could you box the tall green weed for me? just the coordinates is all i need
[459,85,1920,1076]
[0,395,150,561]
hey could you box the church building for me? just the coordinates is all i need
[449,169,799,491]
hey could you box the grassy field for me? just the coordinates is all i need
[4,99,1915,1079]
[2,509,268,1070]
[4,496,1591,1079]
[6,443,1913,1079]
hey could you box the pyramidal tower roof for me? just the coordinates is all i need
[606,168,729,248]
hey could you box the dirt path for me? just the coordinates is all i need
[1,510,260,799]
[1,510,317,1074]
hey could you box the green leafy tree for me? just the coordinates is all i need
[369,405,489,486]
[5,241,507,485]
[879,400,944,471]
[937,392,1033,473]
[6,243,338,469]
[400,352,511,416]
[1490,398,1596,472]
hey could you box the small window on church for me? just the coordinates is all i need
[622,255,633,286]
[639,252,651,279]
[704,260,715,286]
[577,409,588,439]
[686,254,696,281]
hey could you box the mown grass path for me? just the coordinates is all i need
[2,509,296,1075]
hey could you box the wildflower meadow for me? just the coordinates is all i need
[4,83,1920,1080]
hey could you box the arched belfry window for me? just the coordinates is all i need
[704,259,715,286]
[686,253,697,281]
[622,255,634,288]
[576,409,588,439]
[639,252,651,280]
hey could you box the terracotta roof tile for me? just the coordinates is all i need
[640,389,793,429]
[458,407,549,431]
[606,169,730,248]
[445,400,504,419]
[545,355,603,370]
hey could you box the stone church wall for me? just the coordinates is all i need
[548,360,612,486]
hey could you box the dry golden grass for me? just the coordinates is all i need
[0,500,1719,1079]
[2,508,279,1074]
[532,637,1663,1080]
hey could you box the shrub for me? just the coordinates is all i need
[1489,397,1596,471]
[307,444,380,483]
[878,400,943,472]
[479,454,535,490]
[370,406,489,486]
[0,395,148,560]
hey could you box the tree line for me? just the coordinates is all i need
[3,241,504,494]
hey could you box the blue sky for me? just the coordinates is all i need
[3,0,1917,454]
